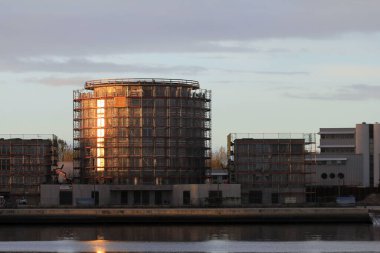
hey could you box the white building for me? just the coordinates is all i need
[313,123,380,188]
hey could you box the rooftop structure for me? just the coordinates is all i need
[73,78,211,185]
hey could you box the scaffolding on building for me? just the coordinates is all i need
[0,134,58,205]
[227,133,317,204]
[73,78,211,185]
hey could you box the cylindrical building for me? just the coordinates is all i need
[73,78,211,185]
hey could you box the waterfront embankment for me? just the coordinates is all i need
[0,207,379,224]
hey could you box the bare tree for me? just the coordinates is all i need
[211,146,228,169]
[57,139,73,161]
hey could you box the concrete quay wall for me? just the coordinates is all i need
[0,207,377,224]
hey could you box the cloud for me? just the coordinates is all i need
[25,76,88,87]
[284,84,380,101]
[218,68,309,75]
[0,0,380,58]
[322,65,380,79]
[0,57,207,75]
[253,71,309,76]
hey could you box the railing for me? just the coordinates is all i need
[85,78,200,89]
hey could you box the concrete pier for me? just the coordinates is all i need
[0,207,377,224]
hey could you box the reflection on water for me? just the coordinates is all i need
[1,240,380,253]
[0,224,379,242]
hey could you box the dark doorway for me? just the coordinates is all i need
[59,191,72,205]
[142,191,150,205]
[120,191,128,205]
[271,193,279,204]
[208,191,222,206]
[91,191,99,206]
[249,191,262,204]
[155,191,162,205]
[183,191,190,205]
[134,191,141,205]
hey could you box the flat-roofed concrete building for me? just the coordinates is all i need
[40,183,241,207]
[313,123,380,188]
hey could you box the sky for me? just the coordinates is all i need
[1,0,380,149]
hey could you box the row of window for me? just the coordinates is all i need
[0,146,51,155]
[80,128,207,138]
[321,148,355,153]
[238,174,305,185]
[80,119,209,129]
[0,176,43,184]
[85,86,198,99]
[248,191,279,204]
[316,160,347,165]
[60,190,170,206]
[235,144,305,155]
[320,172,345,179]
[138,100,210,108]
[320,134,354,139]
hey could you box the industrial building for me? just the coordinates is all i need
[73,78,211,185]
[228,133,317,205]
[0,135,58,206]
[313,123,380,188]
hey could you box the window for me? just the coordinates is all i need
[59,191,72,205]
[134,191,141,205]
[130,98,140,107]
[91,191,99,206]
[143,128,152,137]
[321,173,328,179]
[97,99,105,108]
[271,193,279,204]
[120,191,128,205]
[142,191,150,205]
[338,173,344,179]
[329,173,335,179]
[249,191,262,204]
[183,191,190,205]
[155,191,162,205]
[208,191,223,205]
[143,87,153,97]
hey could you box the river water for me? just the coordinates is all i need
[0,223,379,252]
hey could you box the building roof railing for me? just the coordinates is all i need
[0,134,57,140]
[85,78,200,90]
[228,133,316,141]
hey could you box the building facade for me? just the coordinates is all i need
[313,123,380,188]
[73,78,211,185]
[228,133,316,205]
[0,135,58,206]
[40,183,241,207]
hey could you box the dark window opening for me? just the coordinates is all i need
[208,191,223,205]
[155,191,162,205]
[59,191,72,205]
[142,191,150,205]
[134,191,141,205]
[91,191,99,206]
[249,191,262,204]
[120,191,128,205]
[183,191,190,205]
[271,193,279,204]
